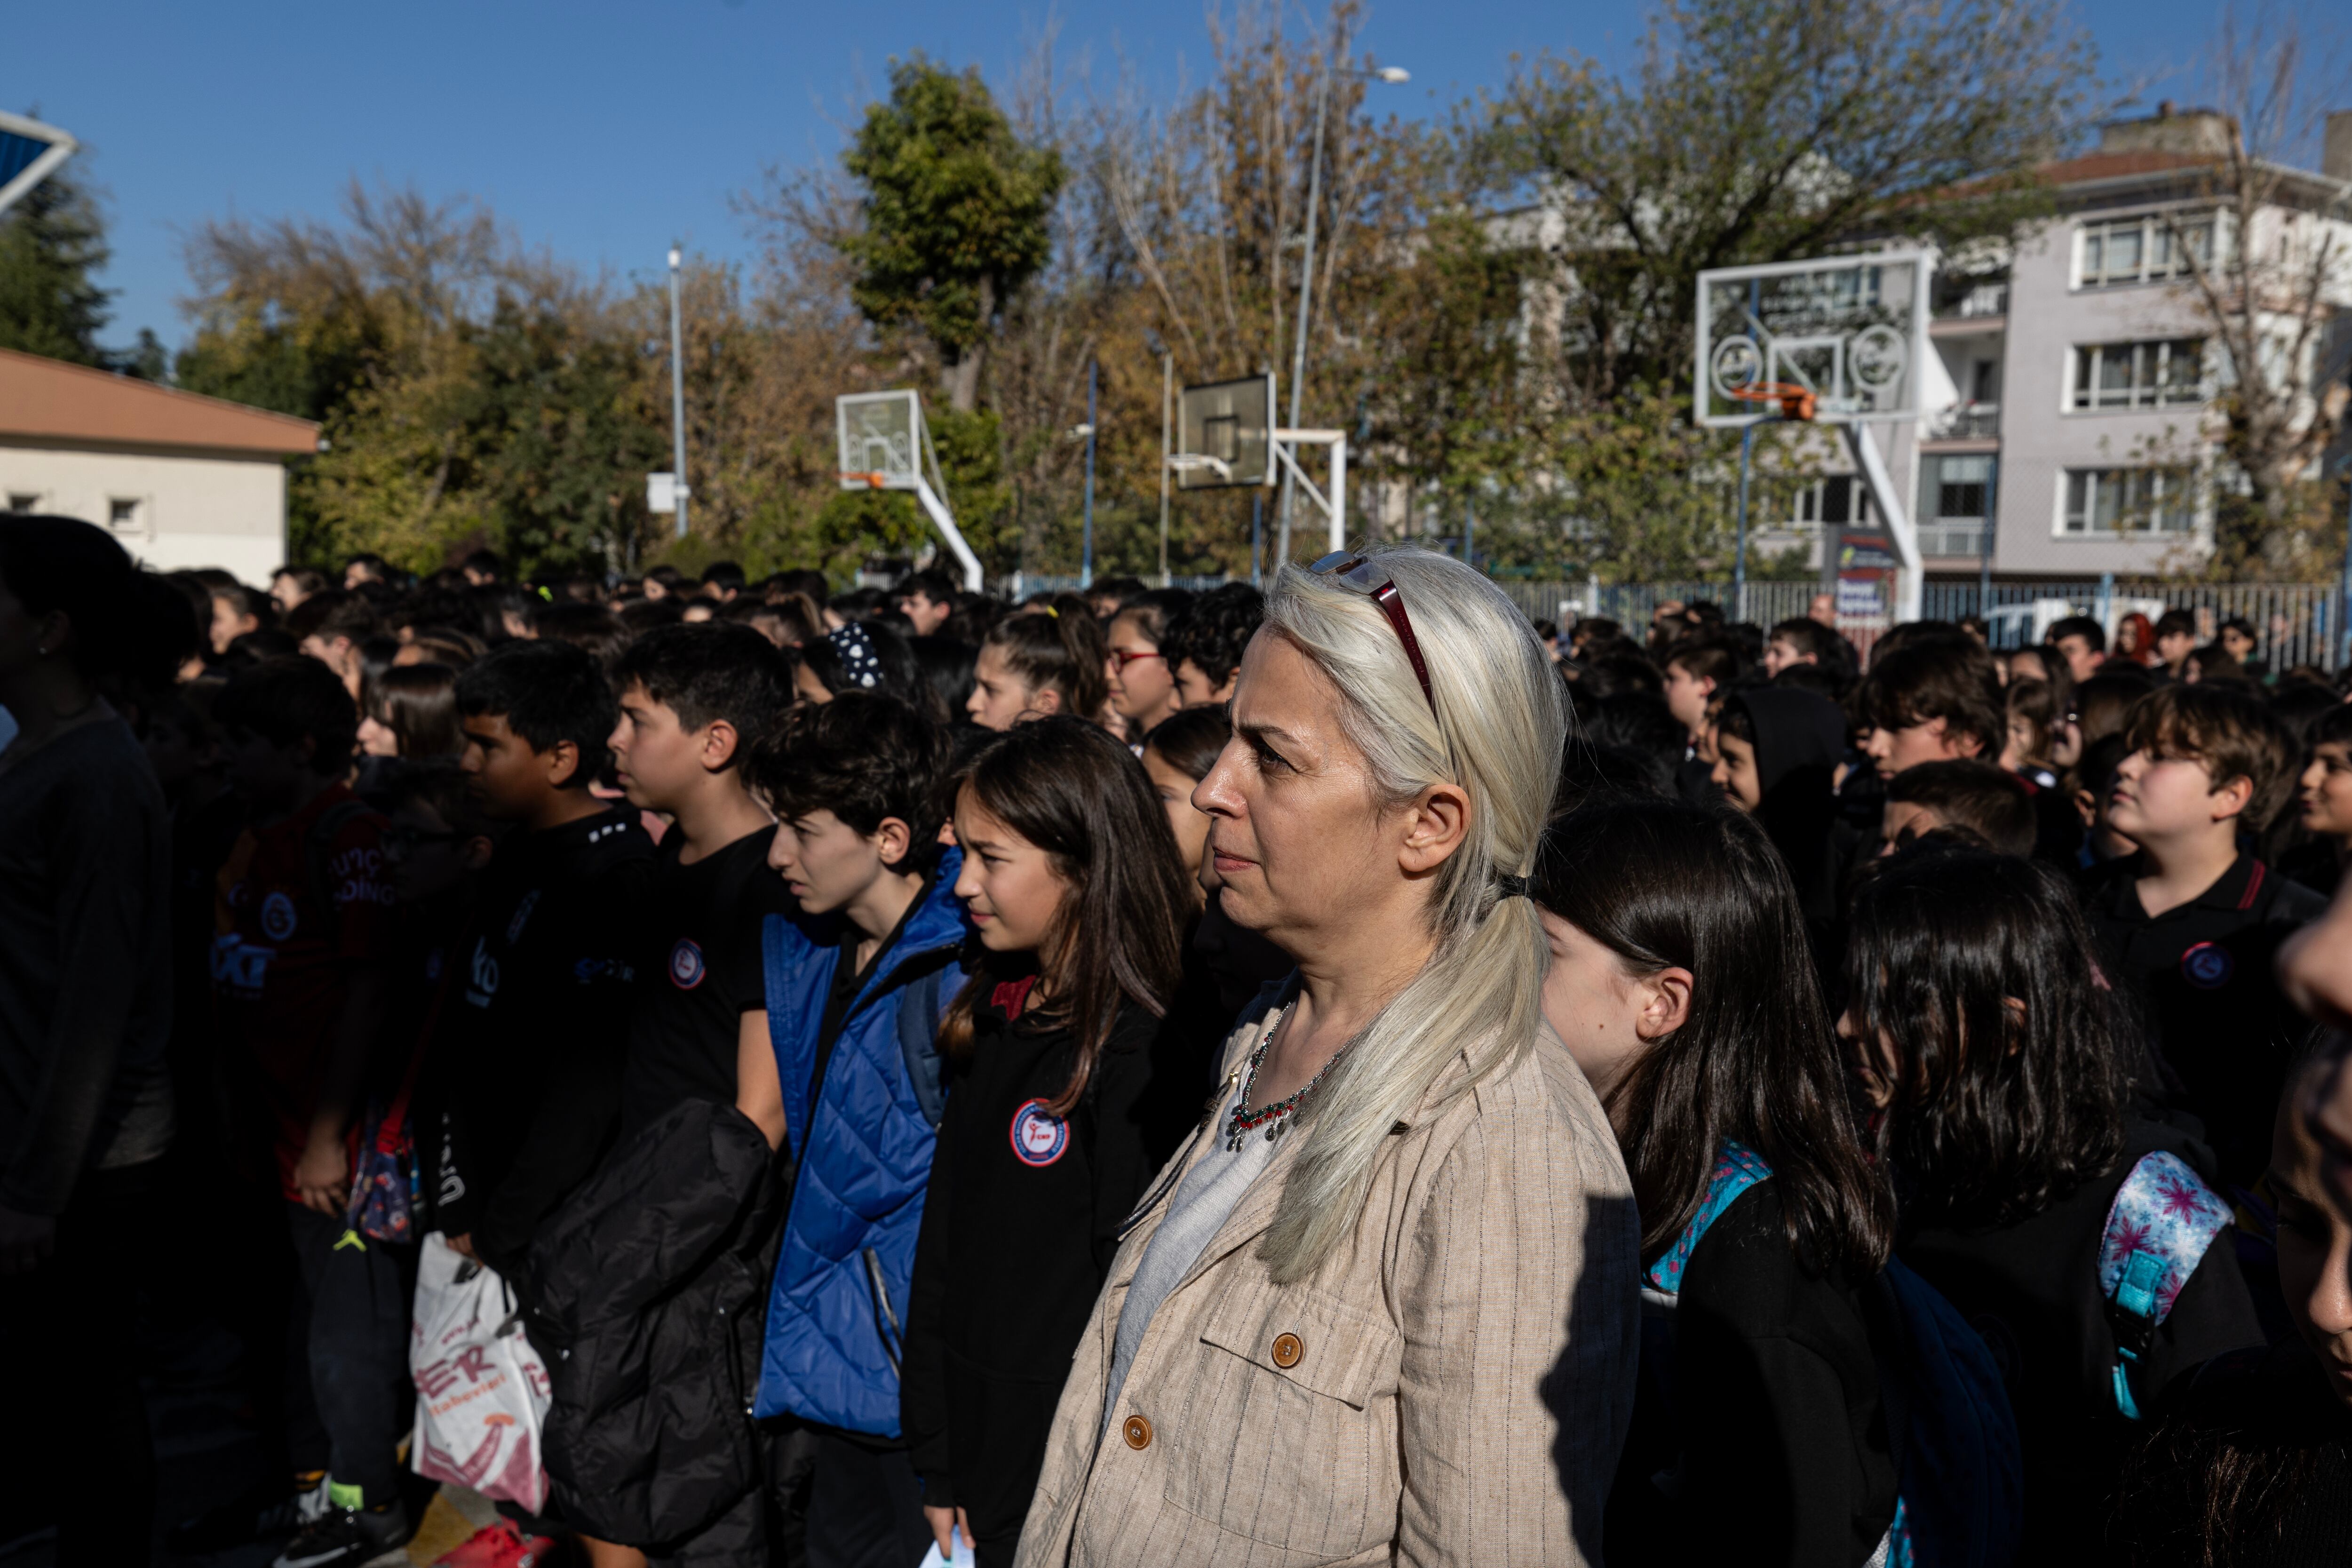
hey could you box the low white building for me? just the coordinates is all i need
[0,347,320,585]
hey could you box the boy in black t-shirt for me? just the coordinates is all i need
[2083,684,2325,1187]
[548,624,795,1564]
[606,626,798,1145]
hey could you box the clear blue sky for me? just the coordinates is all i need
[4,0,2292,358]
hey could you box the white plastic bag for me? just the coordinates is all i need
[409,1232,551,1511]
[917,1526,977,1568]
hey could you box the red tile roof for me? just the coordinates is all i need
[2038,150,2223,186]
[0,347,320,455]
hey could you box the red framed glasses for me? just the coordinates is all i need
[1309,551,1436,716]
[1109,648,1167,671]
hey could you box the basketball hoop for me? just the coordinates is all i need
[1724,382,1818,422]
[838,471,891,489]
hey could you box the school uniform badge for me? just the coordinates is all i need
[668,938,707,989]
[1009,1099,1069,1167]
[2179,941,2233,990]
[261,891,298,942]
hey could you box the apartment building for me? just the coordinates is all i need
[1901,105,2352,581]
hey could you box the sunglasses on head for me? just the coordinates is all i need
[1309,551,1436,716]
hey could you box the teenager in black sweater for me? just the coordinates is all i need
[1845,846,2264,1564]
[1535,799,1900,1568]
[902,716,1201,1568]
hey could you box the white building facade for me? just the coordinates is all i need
[0,348,319,586]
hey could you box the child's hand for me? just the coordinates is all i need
[923,1503,970,1562]
[294,1133,349,1215]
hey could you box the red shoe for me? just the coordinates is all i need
[433,1520,558,1568]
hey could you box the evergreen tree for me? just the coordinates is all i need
[0,166,114,366]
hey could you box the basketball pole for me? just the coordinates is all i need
[1157,350,1173,587]
[1732,422,1755,626]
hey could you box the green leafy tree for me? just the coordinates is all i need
[841,57,1065,412]
[0,166,114,366]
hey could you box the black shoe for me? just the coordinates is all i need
[270,1501,414,1568]
[167,1474,328,1553]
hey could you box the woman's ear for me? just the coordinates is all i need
[1636,967,1693,1042]
[1028,686,1065,717]
[1397,782,1470,876]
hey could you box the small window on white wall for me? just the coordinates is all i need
[4,493,39,514]
[107,498,144,534]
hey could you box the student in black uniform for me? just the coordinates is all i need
[607,623,799,1145]
[538,623,795,1567]
[1534,798,1898,1568]
[1847,846,2265,1564]
[2082,683,2326,1188]
[424,638,651,1289]
[902,716,1199,1568]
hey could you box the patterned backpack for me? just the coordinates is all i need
[2097,1150,2233,1419]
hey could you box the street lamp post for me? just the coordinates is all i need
[1081,358,1098,590]
[1273,59,1407,570]
[1156,344,1173,586]
[667,246,689,541]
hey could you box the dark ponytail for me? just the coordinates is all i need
[981,604,1109,720]
[0,516,199,690]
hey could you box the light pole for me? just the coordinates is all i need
[1273,59,1408,570]
[1081,358,1098,590]
[667,246,689,541]
[1153,338,1173,587]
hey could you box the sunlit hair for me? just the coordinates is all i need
[1255,545,1568,1282]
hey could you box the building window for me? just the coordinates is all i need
[1920,455,1992,557]
[4,493,39,514]
[2060,468,2195,535]
[107,498,143,534]
[2071,340,2205,409]
[2078,214,2215,288]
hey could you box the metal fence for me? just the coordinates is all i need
[1005,571,2349,673]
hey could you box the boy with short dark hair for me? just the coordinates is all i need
[1161,582,1265,707]
[1857,641,2006,779]
[530,624,796,1563]
[894,570,957,638]
[2046,615,2107,684]
[284,590,382,701]
[208,658,414,1564]
[1762,616,1848,684]
[741,692,964,1564]
[2152,610,2198,679]
[1880,758,2037,857]
[2083,684,2326,1186]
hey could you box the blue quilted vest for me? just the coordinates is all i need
[751,850,967,1434]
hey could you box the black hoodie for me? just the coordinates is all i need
[1724,687,1851,934]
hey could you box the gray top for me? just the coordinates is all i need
[1102,1082,1281,1437]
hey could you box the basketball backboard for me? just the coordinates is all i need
[0,111,76,221]
[837,390,922,490]
[1694,252,1931,429]
[1175,374,1276,489]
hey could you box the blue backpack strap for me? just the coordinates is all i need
[1645,1140,1773,1297]
[2099,1150,2232,1419]
[893,962,960,1130]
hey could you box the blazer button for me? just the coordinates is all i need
[1271,1332,1303,1369]
[1122,1415,1152,1450]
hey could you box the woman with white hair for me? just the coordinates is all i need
[1011,548,1640,1567]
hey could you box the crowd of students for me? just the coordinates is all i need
[6,511,2352,1568]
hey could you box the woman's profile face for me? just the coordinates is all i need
[1192,629,1427,956]
[2273,1065,2352,1408]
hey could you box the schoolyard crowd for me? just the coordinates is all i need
[7,512,2352,1568]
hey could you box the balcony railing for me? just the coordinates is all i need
[1918,522,1989,559]
[1933,280,2009,319]
[1927,403,2002,441]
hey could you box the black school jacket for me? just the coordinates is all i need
[416,805,652,1296]
[901,988,1208,1546]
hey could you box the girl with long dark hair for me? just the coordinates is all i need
[1535,797,1897,1567]
[966,607,1108,732]
[1847,846,2265,1562]
[902,715,1201,1567]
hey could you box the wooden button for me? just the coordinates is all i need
[1122,1415,1152,1450]
[1271,1332,1303,1369]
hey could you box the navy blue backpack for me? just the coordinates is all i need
[1645,1143,2024,1568]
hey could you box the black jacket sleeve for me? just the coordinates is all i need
[1082,1028,1169,1277]
[902,1090,960,1504]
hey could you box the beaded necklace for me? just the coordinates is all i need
[1223,1003,1346,1153]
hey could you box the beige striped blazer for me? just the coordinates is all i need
[1013,989,1642,1568]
